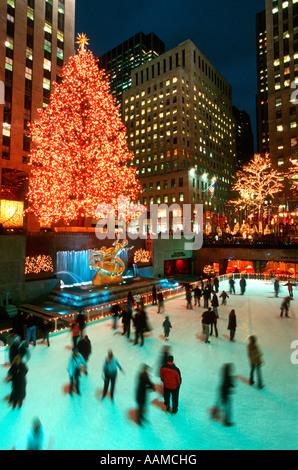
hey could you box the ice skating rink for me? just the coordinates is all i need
[0,279,297,451]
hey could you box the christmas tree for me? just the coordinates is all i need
[26,34,141,225]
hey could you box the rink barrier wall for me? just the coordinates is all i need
[0,272,294,350]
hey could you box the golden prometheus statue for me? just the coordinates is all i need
[89,239,133,286]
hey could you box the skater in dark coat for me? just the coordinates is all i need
[202,308,214,343]
[133,309,146,346]
[213,276,219,293]
[203,288,211,309]
[227,309,237,341]
[157,291,165,313]
[120,309,132,338]
[136,364,155,425]
[280,296,292,317]
[274,278,280,297]
[186,289,193,309]
[152,284,157,305]
[12,311,26,341]
[239,276,246,295]
[247,335,264,389]
[41,319,52,347]
[229,277,236,294]
[219,363,234,426]
[111,304,121,330]
[209,309,218,338]
[193,285,202,306]
[8,354,28,408]
[9,336,29,365]
[211,292,219,318]
[77,335,92,362]
[76,312,86,335]
[162,316,172,340]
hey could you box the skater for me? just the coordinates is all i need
[101,349,124,400]
[136,292,141,308]
[160,355,182,415]
[157,290,165,313]
[247,335,264,389]
[111,303,121,330]
[133,309,146,346]
[186,289,193,310]
[127,291,134,314]
[213,275,219,293]
[8,354,28,408]
[283,280,294,298]
[227,309,237,341]
[77,334,92,363]
[280,296,292,317]
[202,307,213,343]
[211,292,219,318]
[41,319,51,347]
[12,311,26,341]
[203,287,211,309]
[9,335,30,365]
[76,312,86,335]
[209,308,218,338]
[68,348,87,395]
[239,276,246,295]
[152,284,157,305]
[163,316,172,340]
[211,363,235,427]
[229,276,236,294]
[219,290,229,305]
[25,314,37,348]
[120,308,132,338]
[274,277,280,297]
[12,417,53,450]
[193,284,202,306]
[70,320,80,349]
[136,364,155,426]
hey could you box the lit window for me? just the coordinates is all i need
[277,125,283,132]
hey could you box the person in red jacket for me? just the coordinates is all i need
[160,355,182,415]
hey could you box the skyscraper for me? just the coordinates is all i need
[265,0,298,205]
[233,106,254,168]
[256,9,270,155]
[123,39,236,230]
[0,0,75,219]
[98,32,165,110]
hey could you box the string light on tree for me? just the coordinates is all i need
[26,34,141,225]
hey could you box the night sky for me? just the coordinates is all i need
[75,0,266,151]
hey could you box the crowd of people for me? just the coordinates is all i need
[2,272,294,448]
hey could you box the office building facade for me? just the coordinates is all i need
[123,39,236,231]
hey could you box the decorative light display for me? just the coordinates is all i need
[133,248,151,264]
[26,34,141,225]
[229,154,283,229]
[287,159,298,193]
[25,255,54,275]
[0,200,24,227]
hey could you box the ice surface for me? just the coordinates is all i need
[0,279,297,450]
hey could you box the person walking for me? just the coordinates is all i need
[25,314,37,348]
[211,292,219,318]
[8,354,28,408]
[70,320,80,349]
[213,363,235,427]
[186,289,193,310]
[274,278,280,297]
[68,348,87,395]
[157,290,165,313]
[201,307,213,343]
[77,334,92,363]
[163,316,172,341]
[219,290,229,305]
[193,285,202,307]
[136,292,141,308]
[229,277,236,294]
[247,335,264,389]
[209,309,218,338]
[239,276,246,295]
[152,284,157,305]
[101,349,124,401]
[283,280,294,299]
[135,364,155,426]
[227,309,237,341]
[160,355,182,415]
